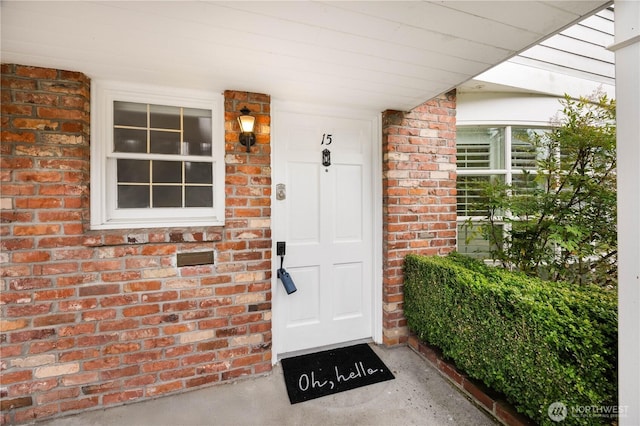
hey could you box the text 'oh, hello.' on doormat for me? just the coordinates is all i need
[281,343,395,404]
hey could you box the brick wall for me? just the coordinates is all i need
[1,62,458,423]
[381,91,457,346]
[0,64,272,424]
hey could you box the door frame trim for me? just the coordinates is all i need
[270,100,383,363]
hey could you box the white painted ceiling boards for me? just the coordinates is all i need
[1,1,610,111]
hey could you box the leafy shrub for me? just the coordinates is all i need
[474,94,617,287]
[404,253,617,425]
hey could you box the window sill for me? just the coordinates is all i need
[82,226,224,247]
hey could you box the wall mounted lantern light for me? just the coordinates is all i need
[237,107,256,153]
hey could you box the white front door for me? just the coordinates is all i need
[273,104,379,356]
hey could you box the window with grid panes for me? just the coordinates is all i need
[114,102,214,209]
[91,81,224,230]
[456,126,544,258]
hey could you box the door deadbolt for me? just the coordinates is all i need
[322,149,331,167]
[276,183,286,200]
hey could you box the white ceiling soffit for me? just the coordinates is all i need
[0,1,610,111]
[459,6,615,98]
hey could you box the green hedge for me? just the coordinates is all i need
[404,253,617,425]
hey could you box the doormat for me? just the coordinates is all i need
[281,343,395,404]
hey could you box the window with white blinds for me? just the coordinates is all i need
[457,143,491,169]
[457,126,542,219]
[457,126,546,257]
[456,127,504,170]
[456,175,502,217]
[511,128,543,170]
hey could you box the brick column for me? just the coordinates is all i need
[222,89,273,367]
[381,90,457,346]
[1,64,92,424]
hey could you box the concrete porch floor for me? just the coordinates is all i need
[38,345,496,426]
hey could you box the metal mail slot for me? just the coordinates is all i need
[177,251,214,267]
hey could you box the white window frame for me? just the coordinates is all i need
[457,124,548,258]
[457,124,545,222]
[90,80,225,230]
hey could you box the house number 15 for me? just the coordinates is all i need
[321,134,332,145]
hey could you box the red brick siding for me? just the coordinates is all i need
[0,65,271,424]
[1,62,458,423]
[381,91,457,346]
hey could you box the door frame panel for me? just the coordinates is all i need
[271,100,382,362]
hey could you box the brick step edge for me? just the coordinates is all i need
[408,334,536,426]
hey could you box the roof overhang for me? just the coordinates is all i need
[0,1,611,111]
